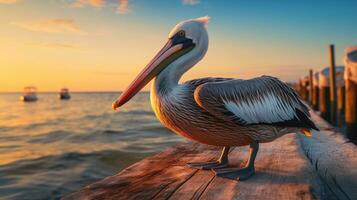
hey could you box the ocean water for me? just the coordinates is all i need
[0,92,183,200]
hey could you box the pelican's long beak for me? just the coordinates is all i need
[112,37,194,110]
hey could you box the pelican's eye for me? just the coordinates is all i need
[171,30,192,47]
[177,30,185,37]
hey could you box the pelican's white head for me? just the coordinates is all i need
[168,16,209,46]
[112,17,210,110]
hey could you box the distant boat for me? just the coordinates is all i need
[58,88,71,100]
[20,86,38,102]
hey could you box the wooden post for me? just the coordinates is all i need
[319,68,331,122]
[303,76,309,101]
[319,85,331,122]
[337,85,345,126]
[329,45,337,125]
[309,69,313,104]
[333,66,346,127]
[298,77,308,101]
[312,72,319,110]
[345,46,357,141]
[346,79,357,140]
[337,86,345,113]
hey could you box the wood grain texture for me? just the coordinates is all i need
[299,111,357,200]
[63,111,357,200]
[62,124,334,199]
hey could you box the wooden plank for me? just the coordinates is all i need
[166,170,215,200]
[63,137,323,199]
[298,111,357,200]
[63,143,220,200]
[196,134,321,200]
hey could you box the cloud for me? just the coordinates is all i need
[12,19,85,34]
[0,0,18,4]
[70,0,105,8]
[182,0,200,5]
[71,0,130,14]
[117,0,129,14]
[26,42,78,49]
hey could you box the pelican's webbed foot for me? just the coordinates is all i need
[214,166,255,180]
[213,141,259,181]
[187,146,230,170]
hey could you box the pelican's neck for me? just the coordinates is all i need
[153,36,208,94]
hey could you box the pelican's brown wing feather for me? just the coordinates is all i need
[194,76,318,130]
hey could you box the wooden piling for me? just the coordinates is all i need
[319,68,331,122]
[338,83,345,126]
[344,46,357,141]
[337,86,346,126]
[346,79,357,140]
[319,87,330,121]
[329,45,337,125]
[318,66,345,124]
[298,78,304,98]
[297,78,304,100]
[312,72,319,110]
[301,76,309,101]
[308,69,313,104]
[334,66,346,126]
[337,86,345,113]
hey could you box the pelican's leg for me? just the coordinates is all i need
[187,146,230,170]
[213,141,259,181]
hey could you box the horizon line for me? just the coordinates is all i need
[0,91,150,94]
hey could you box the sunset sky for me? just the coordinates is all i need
[1,0,357,92]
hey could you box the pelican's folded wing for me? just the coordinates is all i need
[194,76,318,130]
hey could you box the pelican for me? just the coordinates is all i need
[112,17,318,180]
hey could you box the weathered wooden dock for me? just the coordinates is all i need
[63,111,357,200]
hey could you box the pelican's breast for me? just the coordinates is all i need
[150,84,199,140]
[150,82,253,146]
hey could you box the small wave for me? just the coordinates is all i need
[28,130,71,144]
[129,124,174,136]
[139,125,170,132]
[119,110,154,116]
[78,112,112,121]
[67,129,127,142]
[0,118,67,132]
[0,92,182,200]
[0,145,20,149]
[0,126,12,132]
[0,135,25,142]
[101,129,123,135]
[24,120,63,130]
[0,150,151,200]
